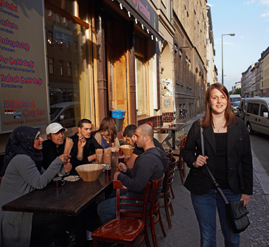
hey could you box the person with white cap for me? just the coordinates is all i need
[42,122,73,175]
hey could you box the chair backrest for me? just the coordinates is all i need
[180,135,187,150]
[163,159,177,194]
[166,149,173,162]
[149,174,165,215]
[113,180,151,221]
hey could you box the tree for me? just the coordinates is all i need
[233,88,241,95]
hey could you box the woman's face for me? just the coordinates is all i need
[33,134,43,150]
[210,88,227,115]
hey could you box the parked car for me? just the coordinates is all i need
[230,94,241,104]
[237,98,251,120]
[231,101,240,116]
[245,98,269,135]
[50,101,80,128]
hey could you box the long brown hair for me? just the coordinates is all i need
[201,83,237,128]
[97,116,117,143]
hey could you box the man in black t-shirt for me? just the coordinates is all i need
[70,119,102,174]
[123,124,165,169]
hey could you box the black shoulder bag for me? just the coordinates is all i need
[200,126,250,233]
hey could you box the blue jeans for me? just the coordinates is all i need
[191,189,240,247]
[97,191,143,224]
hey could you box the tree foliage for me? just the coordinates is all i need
[233,88,241,95]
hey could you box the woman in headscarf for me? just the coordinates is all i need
[0,126,70,247]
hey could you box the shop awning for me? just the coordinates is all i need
[112,0,164,43]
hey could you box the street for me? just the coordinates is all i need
[250,132,269,177]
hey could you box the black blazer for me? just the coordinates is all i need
[183,118,253,195]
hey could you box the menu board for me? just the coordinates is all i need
[0,0,48,133]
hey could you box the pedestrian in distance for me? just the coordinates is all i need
[182,83,253,247]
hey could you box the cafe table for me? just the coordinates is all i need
[158,123,186,150]
[2,153,120,217]
[153,132,169,145]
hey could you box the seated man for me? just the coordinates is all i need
[123,124,165,169]
[42,122,73,174]
[70,119,102,174]
[97,124,169,224]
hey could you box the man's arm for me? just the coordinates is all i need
[125,153,138,169]
[76,136,86,161]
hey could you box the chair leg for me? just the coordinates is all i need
[158,208,166,238]
[179,159,185,184]
[93,238,98,247]
[150,215,158,247]
[144,224,151,247]
[170,185,175,199]
[164,198,172,229]
[169,199,174,216]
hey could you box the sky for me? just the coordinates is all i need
[207,0,269,92]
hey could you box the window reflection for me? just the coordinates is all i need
[45,0,90,128]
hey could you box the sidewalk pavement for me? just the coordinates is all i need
[141,113,269,247]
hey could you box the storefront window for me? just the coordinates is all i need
[135,55,147,116]
[135,34,147,117]
[45,0,90,128]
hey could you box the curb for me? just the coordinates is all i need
[251,149,269,205]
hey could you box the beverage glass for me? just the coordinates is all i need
[105,166,111,177]
[53,177,65,189]
[118,156,125,164]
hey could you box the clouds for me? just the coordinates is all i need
[244,0,269,20]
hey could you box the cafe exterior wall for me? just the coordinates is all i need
[99,0,169,129]
[0,0,99,159]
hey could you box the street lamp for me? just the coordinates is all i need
[221,33,235,85]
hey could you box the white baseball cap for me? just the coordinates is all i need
[46,123,66,135]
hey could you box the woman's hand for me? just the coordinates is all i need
[64,162,72,173]
[111,147,119,153]
[240,194,251,206]
[59,154,71,164]
[193,155,208,168]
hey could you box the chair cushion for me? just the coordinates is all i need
[92,217,144,242]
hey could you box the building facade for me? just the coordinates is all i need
[261,47,269,97]
[241,64,254,98]
[206,4,216,86]
[172,0,207,122]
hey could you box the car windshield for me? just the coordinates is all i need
[50,107,63,121]
[233,102,240,107]
[230,97,241,103]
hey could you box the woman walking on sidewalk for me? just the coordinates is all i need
[183,83,253,247]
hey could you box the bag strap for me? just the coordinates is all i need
[200,124,229,205]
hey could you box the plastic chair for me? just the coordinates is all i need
[92,176,164,247]
[160,158,177,229]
